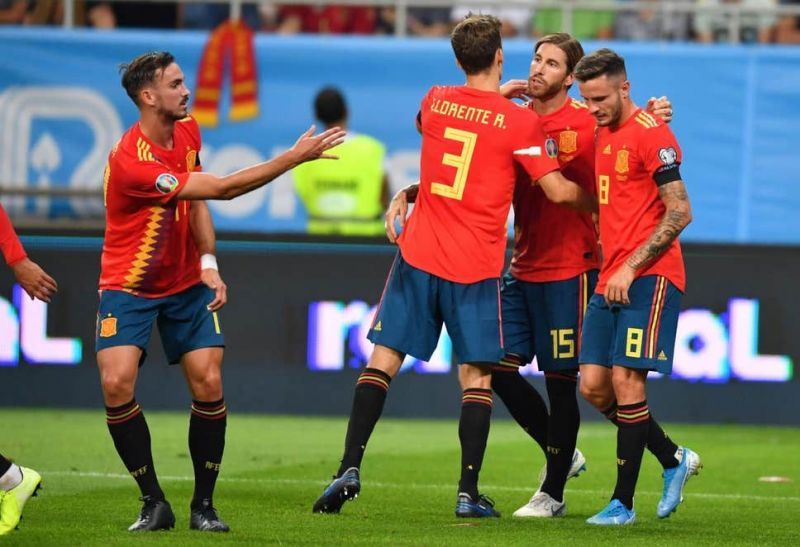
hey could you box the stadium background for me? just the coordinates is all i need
[2,6,800,425]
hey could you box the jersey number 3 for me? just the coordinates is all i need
[431,127,477,201]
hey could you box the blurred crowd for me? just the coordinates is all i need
[2,0,800,44]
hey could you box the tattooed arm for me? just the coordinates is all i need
[604,180,692,305]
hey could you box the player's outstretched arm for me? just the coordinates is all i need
[536,170,598,213]
[178,125,346,201]
[384,183,419,243]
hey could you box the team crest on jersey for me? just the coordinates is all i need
[186,149,197,172]
[99,315,117,338]
[155,173,179,194]
[615,150,629,174]
[545,137,558,158]
[658,147,677,166]
[558,130,577,154]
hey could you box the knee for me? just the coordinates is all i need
[191,370,223,401]
[579,380,612,410]
[100,373,135,405]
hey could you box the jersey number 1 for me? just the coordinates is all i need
[430,127,477,201]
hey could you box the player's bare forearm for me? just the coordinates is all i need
[538,171,598,213]
[625,180,692,271]
[178,126,345,201]
[189,200,216,255]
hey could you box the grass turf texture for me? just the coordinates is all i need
[2,409,799,545]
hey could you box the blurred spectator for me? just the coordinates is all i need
[276,5,376,34]
[407,7,450,36]
[25,0,88,25]
[775,0,800,42]
[179,3,260,30]
[694,0,777,43]
[533,0,614,39]
[292,87,389,236]
[451,6,533,37]
[614,0,692,40]
[0,0,27,24]
[87,1,177,28]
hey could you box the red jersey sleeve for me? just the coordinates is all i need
[0,203,26,266]
[512,114,560,182]
[118,159,190,205]
[640,123,682,182]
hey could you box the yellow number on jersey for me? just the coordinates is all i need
[625,327,643,358]
[549,328,576,359]
[430,127,478,201]
[599,175,610,205]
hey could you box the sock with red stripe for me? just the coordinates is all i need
[602,401,679,469]
[491,360,548,453]
[458,388,493,499]
[540,370,580,502]
[612,400,650,509]
[106,399,165,500]
[338,368,392,476]
[189,398,227,507]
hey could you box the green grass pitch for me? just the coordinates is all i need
[2,409,799,545]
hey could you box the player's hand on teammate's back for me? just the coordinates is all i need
[385,189,409,243]
[201,268,227,311]
[603,263,636,307]
[499,79,530,101]
[11,258,57,302]
[647,96,673,123]
[290,125,347,163]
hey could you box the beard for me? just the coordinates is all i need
[157,101,188,122]
[528,77,563,100]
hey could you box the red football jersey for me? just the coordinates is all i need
[510,98,600,282]
[399,86,560,283]
[99,117,202,298]
[594,109,686,292]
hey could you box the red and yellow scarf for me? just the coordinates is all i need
[193,20,259,127]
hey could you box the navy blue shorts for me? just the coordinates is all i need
[578,275,681,374]
[367,253,504,365]
[501,271,597,372]
[96,283,225,365]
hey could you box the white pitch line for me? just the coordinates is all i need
[43,470,800,503]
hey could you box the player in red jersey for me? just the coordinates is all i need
[575,48,701,525]
[98,51,344,532]
[492,35,682,519]
[313,15,595,518]
[387,34,677,519]
[0,203,55,535]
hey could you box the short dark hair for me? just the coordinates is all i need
[120,51,175,106]
[574,48,627,83]
[534,33,585,76]
[451,14,502,75]
[314,86,347,125]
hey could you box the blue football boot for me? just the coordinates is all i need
[455,493,500,518]
[312,467,361,514]
[657,447,703,518]
[586,499,636,525]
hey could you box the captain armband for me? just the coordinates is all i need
[653,164,682,186]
